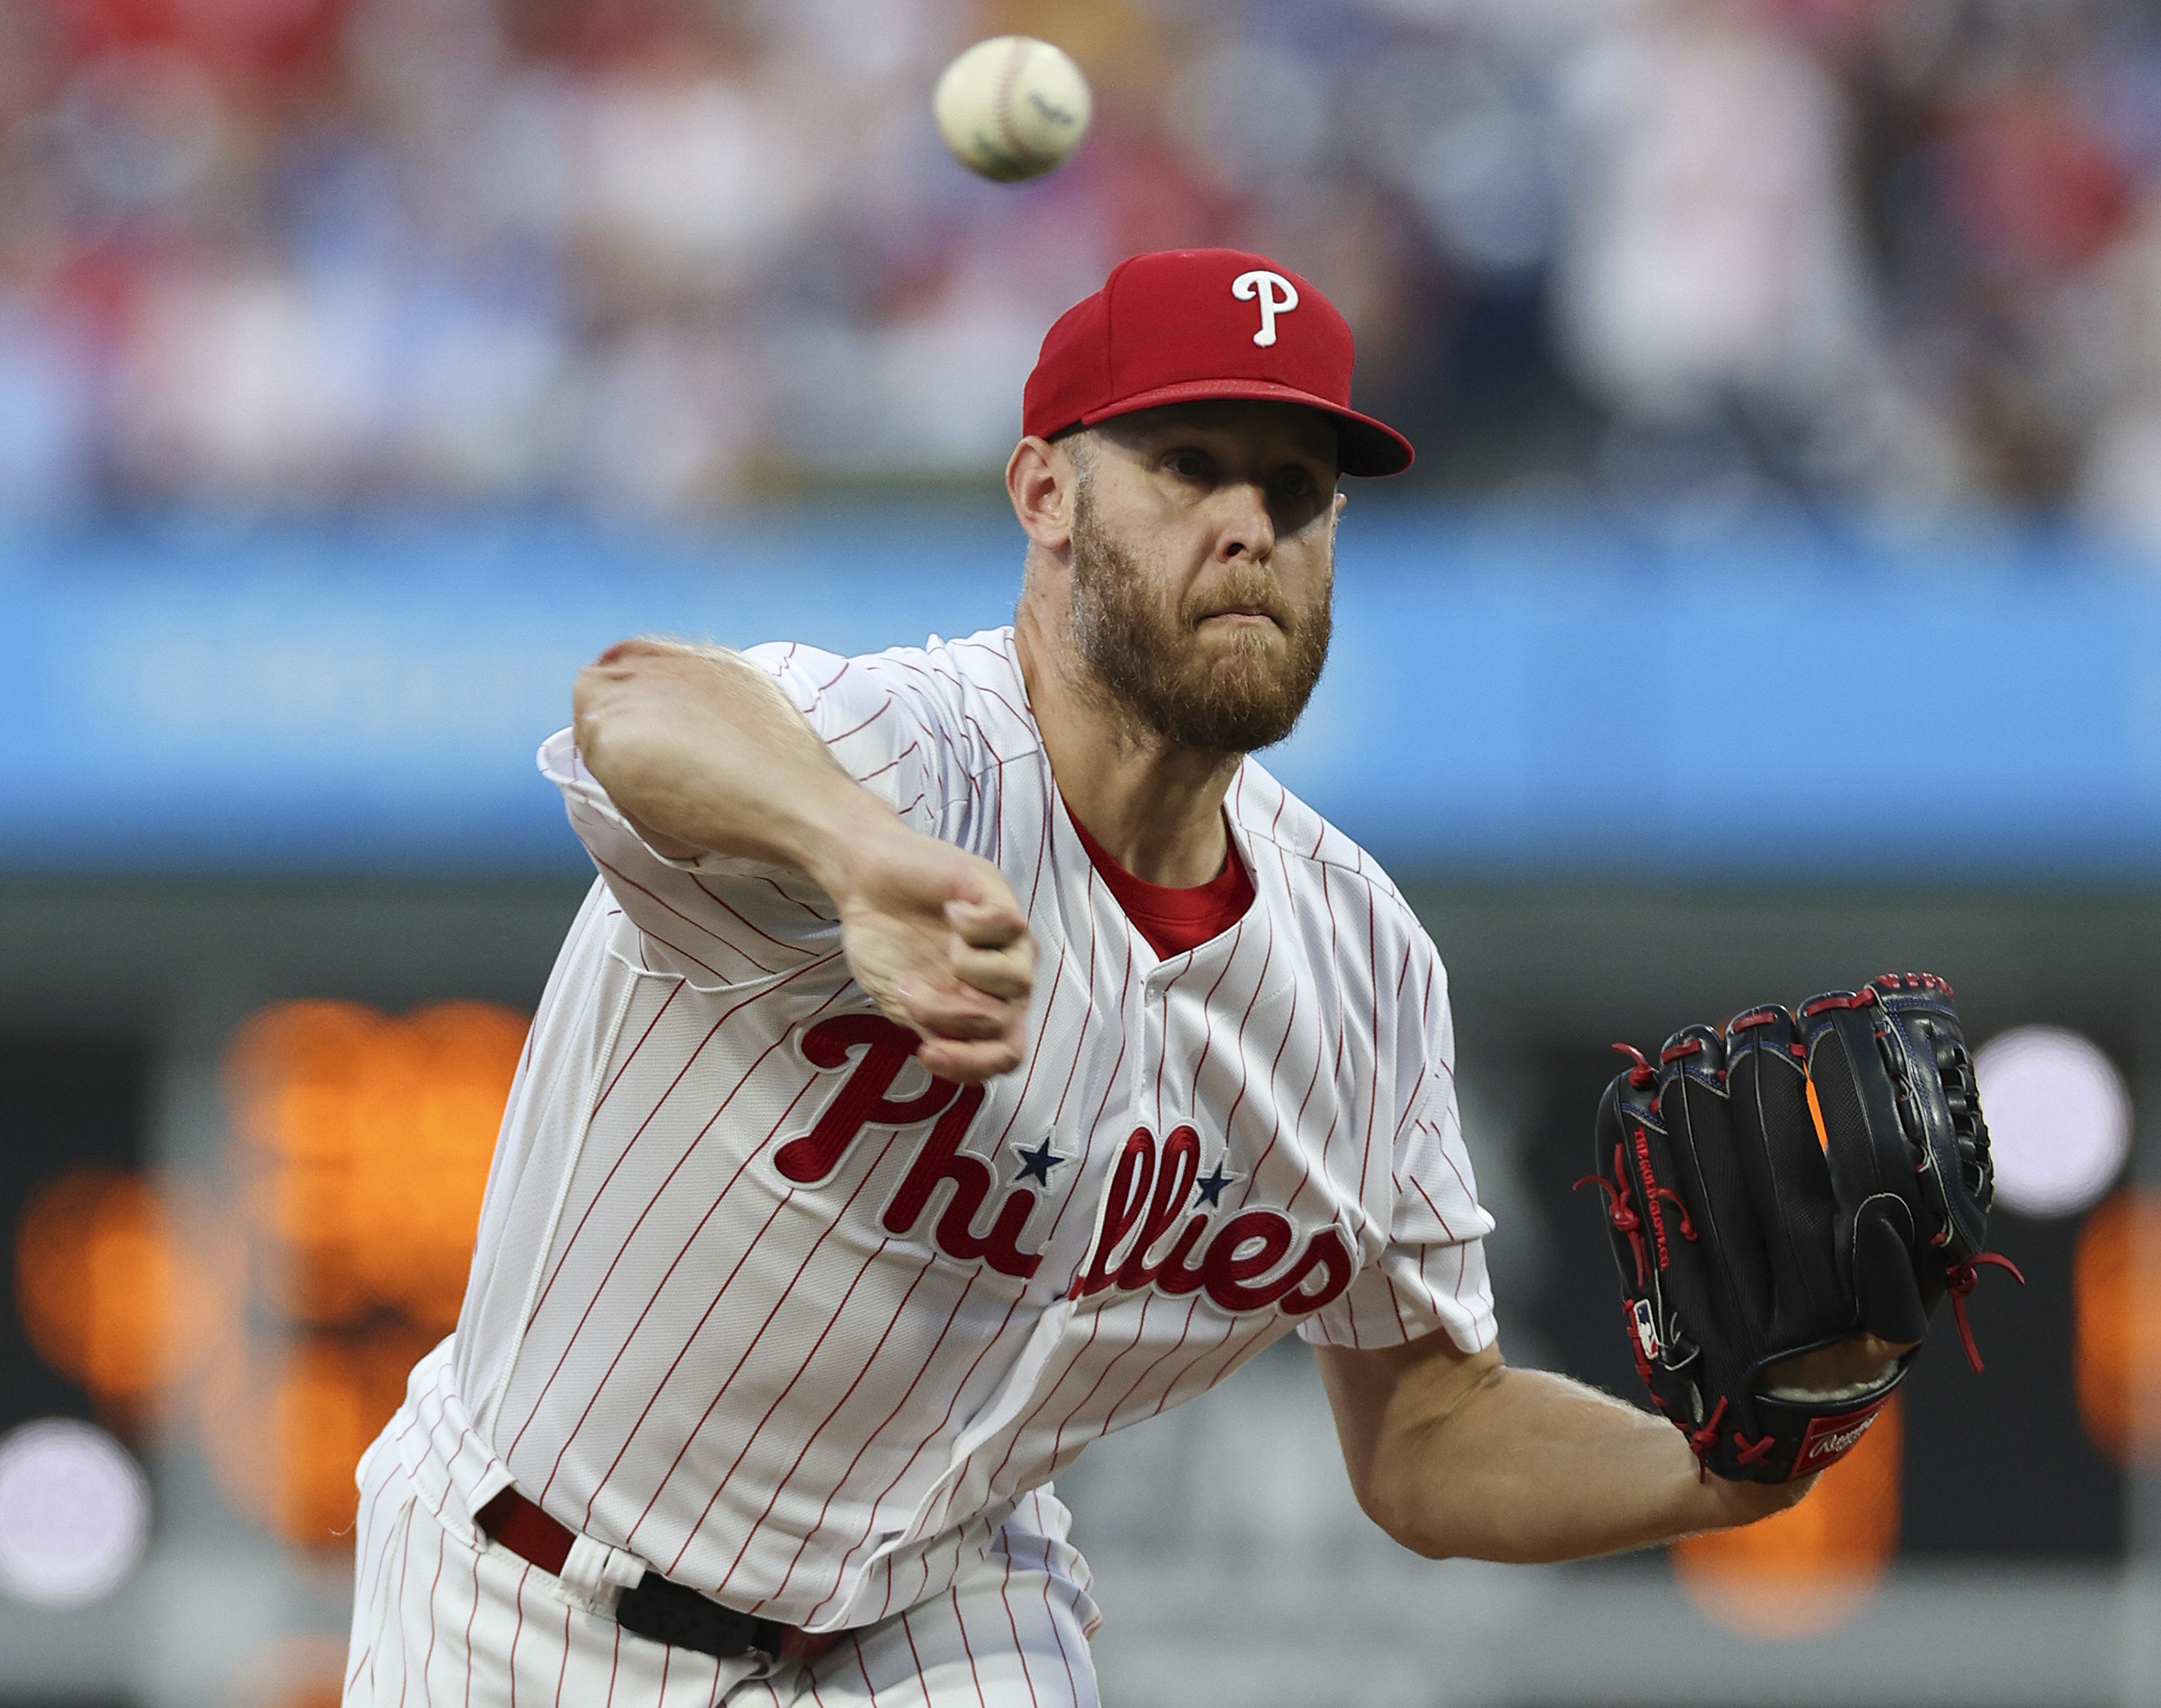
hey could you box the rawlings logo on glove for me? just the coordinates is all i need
[1579,973,2021,1483]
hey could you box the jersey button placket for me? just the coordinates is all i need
[1136,970,1166,1115]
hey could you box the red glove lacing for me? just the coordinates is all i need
[1945,1252,2025,1372]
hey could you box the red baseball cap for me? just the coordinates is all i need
[1022,248,1415,477]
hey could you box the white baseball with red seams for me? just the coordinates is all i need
[347,625,1494,1705]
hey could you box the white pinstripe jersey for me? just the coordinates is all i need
[426,625,1496,1636]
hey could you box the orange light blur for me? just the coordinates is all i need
[10,998,529,1550]
[227,1633,348,1708]
[198,1333,429,1545]
[2074,1188,2161,1465]
[1670,1395,1902,1639]
[224,999,529,1330]
[206,997,529,1542]
[14,1168,240,1406]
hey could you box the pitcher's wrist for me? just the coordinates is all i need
[798,784,907,905]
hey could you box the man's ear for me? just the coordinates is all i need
[1008,436,1075,551]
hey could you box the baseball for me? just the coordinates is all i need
[933,35,1092,183]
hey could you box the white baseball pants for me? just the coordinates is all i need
[343,1442,1103,1708]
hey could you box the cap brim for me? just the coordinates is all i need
[1077,379,1415,477]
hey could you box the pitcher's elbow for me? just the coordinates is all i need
[1355,1471,1455,1560]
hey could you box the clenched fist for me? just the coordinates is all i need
[824,816,1037,1083]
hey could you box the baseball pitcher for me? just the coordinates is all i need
[343,249,2001,1708]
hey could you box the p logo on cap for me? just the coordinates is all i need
[1232,269,1299,348]
[1019,248,1415,476]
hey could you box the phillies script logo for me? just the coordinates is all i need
[773,1016,1355,1317]
[773,1015,1035,1279]
[1066,1122,1353,1316]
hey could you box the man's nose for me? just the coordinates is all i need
[1216,481,1276,561]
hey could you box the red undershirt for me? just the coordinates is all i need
[1066,809,1256,960]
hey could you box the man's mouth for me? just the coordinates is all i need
[1196,603,1282,628]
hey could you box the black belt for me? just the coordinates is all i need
[475,1489,842,1665]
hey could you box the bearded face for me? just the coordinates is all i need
[1063,471,1334,755]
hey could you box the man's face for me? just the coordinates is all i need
[1063,401,1341,755]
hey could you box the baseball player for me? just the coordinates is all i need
[344,249,1902,1708]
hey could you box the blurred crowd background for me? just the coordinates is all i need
[5,0,2161,538]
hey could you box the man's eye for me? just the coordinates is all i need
[1167,452,1210,479]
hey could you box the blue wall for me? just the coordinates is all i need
[3,506,2155,880]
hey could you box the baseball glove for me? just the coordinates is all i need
[1579,971,2020,1483]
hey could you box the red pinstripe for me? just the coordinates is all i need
[347,1471,411,1694]
[589,851,767,980]
[538,1015,847,1512]
[1352,927,1407,1209]
[591,981,685,1136]
[1165,919,1243,1125]
[852,737,921,789]
[1089,1294,1205,1442]
[746,870,837,925]
[1227,852,1313,1215]
[573,1173,806,1528]
[1382,1268,1410,1338]
[950,1584,990,1708]
[1144,1314,1248,1421]
[764,1273,981,1607]
[1212,929,1275,1139]
[720,1249,939,1595]
[418,1524,447,1708]
[1409,1155,1460,1242]
[507,962,845,1458]
[973,940,1070,1162]
[1146,953,1197,1134]
[825,692,897,746]
[1034,1524,1079,1704]
[799,1290,1029,1626]
[1277,1072,1342,1225]
[392,1505,417,1708]
[991,1554,1041,1708]
[462,1550,483,1708]
[630,1125,914,1555]
[691,1234,904,1585]
[975,1302,1104,1531]
[686,871,822,957]
[899,1610,928,1698]
[1043,1291,1160,1471]
[1030,926,1131,1253]
[521,953,838,1336]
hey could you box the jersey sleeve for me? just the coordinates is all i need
[1297,972,1499,1354]
[744,641,948,838]
[538,641,960,989]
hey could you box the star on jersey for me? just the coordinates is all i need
[1194,1156,1239,1207]
[1011,1136,1067,1187]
